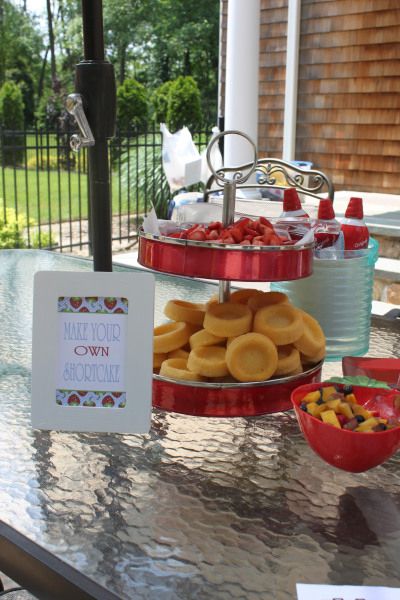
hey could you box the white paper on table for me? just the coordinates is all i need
[296,583,400,600]
[142,206,161,235]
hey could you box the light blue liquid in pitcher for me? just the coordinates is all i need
[271,239,379,361]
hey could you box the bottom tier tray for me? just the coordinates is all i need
[152,361,323,417]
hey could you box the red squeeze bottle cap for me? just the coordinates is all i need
[345,197,364,219]
[283,188,302,212]
[318,198,335,220]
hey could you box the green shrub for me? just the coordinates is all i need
[151,81,173,124]
[31,230,56,249]
[0,81,25,166]
[27,154,59,170]
[117,78,148,131]
[166,76,202,132]
[0,208,28,249]
[119,136,170,220]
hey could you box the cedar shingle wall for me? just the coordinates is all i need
[221,0,400,194]
[296,0,400,193]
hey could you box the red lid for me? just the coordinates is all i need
[283,188,302,212]
[317,198,335,220]
[345,197,364,219]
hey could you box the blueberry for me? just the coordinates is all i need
[355,415,365,423]
[316,398,324,405]
[300,402,307,411]
[343,385,353,395]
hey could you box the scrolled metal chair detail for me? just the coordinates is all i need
[204,157,334,202]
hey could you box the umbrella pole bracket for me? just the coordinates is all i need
[66,93,95,152]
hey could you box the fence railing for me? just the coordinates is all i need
[0,124,211,255]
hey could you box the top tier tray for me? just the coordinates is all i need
[138,230,313,282]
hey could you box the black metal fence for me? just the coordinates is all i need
[0,124,210,255]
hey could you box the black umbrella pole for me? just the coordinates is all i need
[88,142,113,272]
[76,0,116,272]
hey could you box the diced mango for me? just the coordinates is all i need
[321,386,338,402]
[302,390,321,404]
[352,404,373,419]
[321,409,341,428]
[308,402,328,417]
[337,402,354,420]
[345,393,357,404]
[326,398,341,411]
[355,417,379,432]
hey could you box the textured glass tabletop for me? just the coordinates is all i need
[0,250,399,600]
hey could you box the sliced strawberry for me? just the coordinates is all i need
[222,235,235,244]
[244,227,258,238]
[206,229,220,241]
[337,414,349,427]
[262,229,273,244]
[207,221,222,231]
[230,227,244,243]
[233,217,251,230]
[259,216,274,229]
[239,239,251,245]
[188,229,207,241]
[269,234,282,246]
[252,236,265,246]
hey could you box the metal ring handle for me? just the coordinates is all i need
[206,130,258,185]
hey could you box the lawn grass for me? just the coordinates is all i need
[0,128,209,227]
[0,165,147,224]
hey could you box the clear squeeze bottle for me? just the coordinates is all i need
[313,198,341,250]
[340,197,369,250]
[279,187,309,219]
[278,188,310,240]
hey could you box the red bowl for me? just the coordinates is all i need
[139,231,313,282]
[291,382,400,472]
[152,362,322,417]
[342,357,400,387]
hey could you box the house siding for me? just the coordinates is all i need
[221,0,400,194]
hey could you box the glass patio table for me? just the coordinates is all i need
[0,249,399,600]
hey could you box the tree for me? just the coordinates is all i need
[0,1,43,124]
[151,80,172,124]
[116,77,148,131]
[166,76,202,131]
[145,0,219,124]
[103,0,150,85]
[0,80,25,164]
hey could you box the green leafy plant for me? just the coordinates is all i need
[151,80,173,124]
[117,78,148,131]
[31,230,56,249]
[119,136,170,220]
[166,76,202,132]
[27,154,59,170]
[0,208,28,248]
[0,81,25,165]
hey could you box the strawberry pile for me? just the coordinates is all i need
[168,217,294,246]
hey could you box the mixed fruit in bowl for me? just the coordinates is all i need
[291,382,400,472]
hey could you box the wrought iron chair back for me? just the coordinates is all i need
[203,157,334,203]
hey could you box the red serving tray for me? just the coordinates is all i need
[139,230,313,281]
[152,361,323,417]
[342,357,400,386]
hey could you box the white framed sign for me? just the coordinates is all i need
[296,584,400,600]
[31,270,155,433]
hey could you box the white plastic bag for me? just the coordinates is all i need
[200,126,223,185]
[160,123,202,193]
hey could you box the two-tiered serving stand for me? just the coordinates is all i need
[138,131,322,417]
